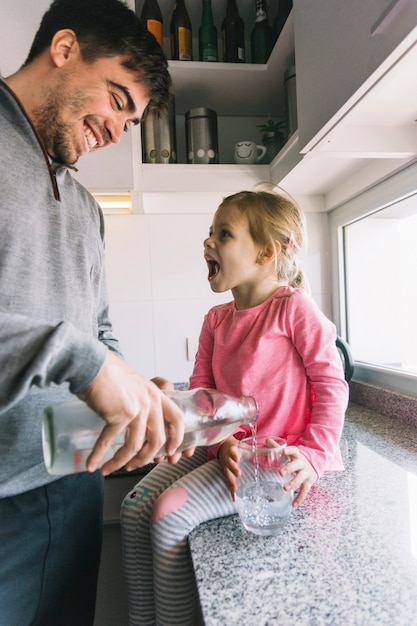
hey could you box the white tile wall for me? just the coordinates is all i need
[104,208,332,382]
[148,213,211,300]
[105,215,152,301]
[152,296,228,382]
[108,299,155,377]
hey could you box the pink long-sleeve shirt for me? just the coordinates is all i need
[189,286,349,478]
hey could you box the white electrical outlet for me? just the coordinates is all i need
[186,337,198,361]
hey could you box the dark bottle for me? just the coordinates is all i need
[251,0,273,64]
[222,0,245,63]
[138,0,163,48]
[273,0,293,43]
[199,0,218,62]
[170,0,193,61]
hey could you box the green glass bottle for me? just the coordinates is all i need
[251,0,273,64]
[199,0,218,62]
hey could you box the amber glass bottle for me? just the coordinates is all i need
[170,0,193,61]
[137,0,163,48]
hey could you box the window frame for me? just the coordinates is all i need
[329,159,417,398]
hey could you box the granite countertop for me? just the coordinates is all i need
[189,403,417,626]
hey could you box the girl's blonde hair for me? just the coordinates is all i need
[218,185,308,289]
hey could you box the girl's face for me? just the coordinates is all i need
[204,204,265,294]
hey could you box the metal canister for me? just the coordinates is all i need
[185,107,219,164]
[142,95,177,164]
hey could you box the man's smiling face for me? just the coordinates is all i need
[32,55,149,165]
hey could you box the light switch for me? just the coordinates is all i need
[186,337,198,361]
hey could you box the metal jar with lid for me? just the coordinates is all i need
[142,94,177,164]
[185,107,219,164]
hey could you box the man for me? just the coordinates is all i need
[0,1,184,623]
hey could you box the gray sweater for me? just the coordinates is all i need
[0,78,122,496]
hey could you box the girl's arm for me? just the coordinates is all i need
[286,291,349,479]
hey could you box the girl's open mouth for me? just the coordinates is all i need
[207,259,220,281]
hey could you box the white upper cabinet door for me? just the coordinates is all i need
[293,0,417,152]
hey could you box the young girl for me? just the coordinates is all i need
[121,189,349,626]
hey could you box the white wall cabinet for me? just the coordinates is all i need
[275,0,417,207]
[293,0,417,153]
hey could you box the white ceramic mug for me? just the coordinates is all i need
[234,141,267,164]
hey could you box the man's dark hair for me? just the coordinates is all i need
[24,0,171,112]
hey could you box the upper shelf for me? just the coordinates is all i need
[168,12,295,117]
[152,0,275,39]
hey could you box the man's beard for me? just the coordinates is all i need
[32,83,88,166]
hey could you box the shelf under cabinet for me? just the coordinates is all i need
[140,163,270,191]
[135,164,270,215]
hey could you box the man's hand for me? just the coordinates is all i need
[78,351,184,475]
[150,376,196,464]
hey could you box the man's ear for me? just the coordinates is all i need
[49,29,79,68]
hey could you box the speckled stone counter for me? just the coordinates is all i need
[189,403,417,626]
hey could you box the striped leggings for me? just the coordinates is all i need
[120,447,237,626]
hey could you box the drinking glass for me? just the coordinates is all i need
[235,435,294,536]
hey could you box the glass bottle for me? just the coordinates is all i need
[222,0,245,63]
[170,0,193,61]
[273,0,293,44]
[251,0,273,64]
[42,388,259,475]
[138,0,163,48]
[199,0,218,62]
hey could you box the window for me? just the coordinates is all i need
[345,196,417,374]
[329,161,417,396]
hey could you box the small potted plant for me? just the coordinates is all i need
[257,117,286,163]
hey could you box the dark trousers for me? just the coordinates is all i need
[0,472,104,626]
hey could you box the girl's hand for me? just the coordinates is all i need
[218,437,240,500]
[280,445,318,507]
